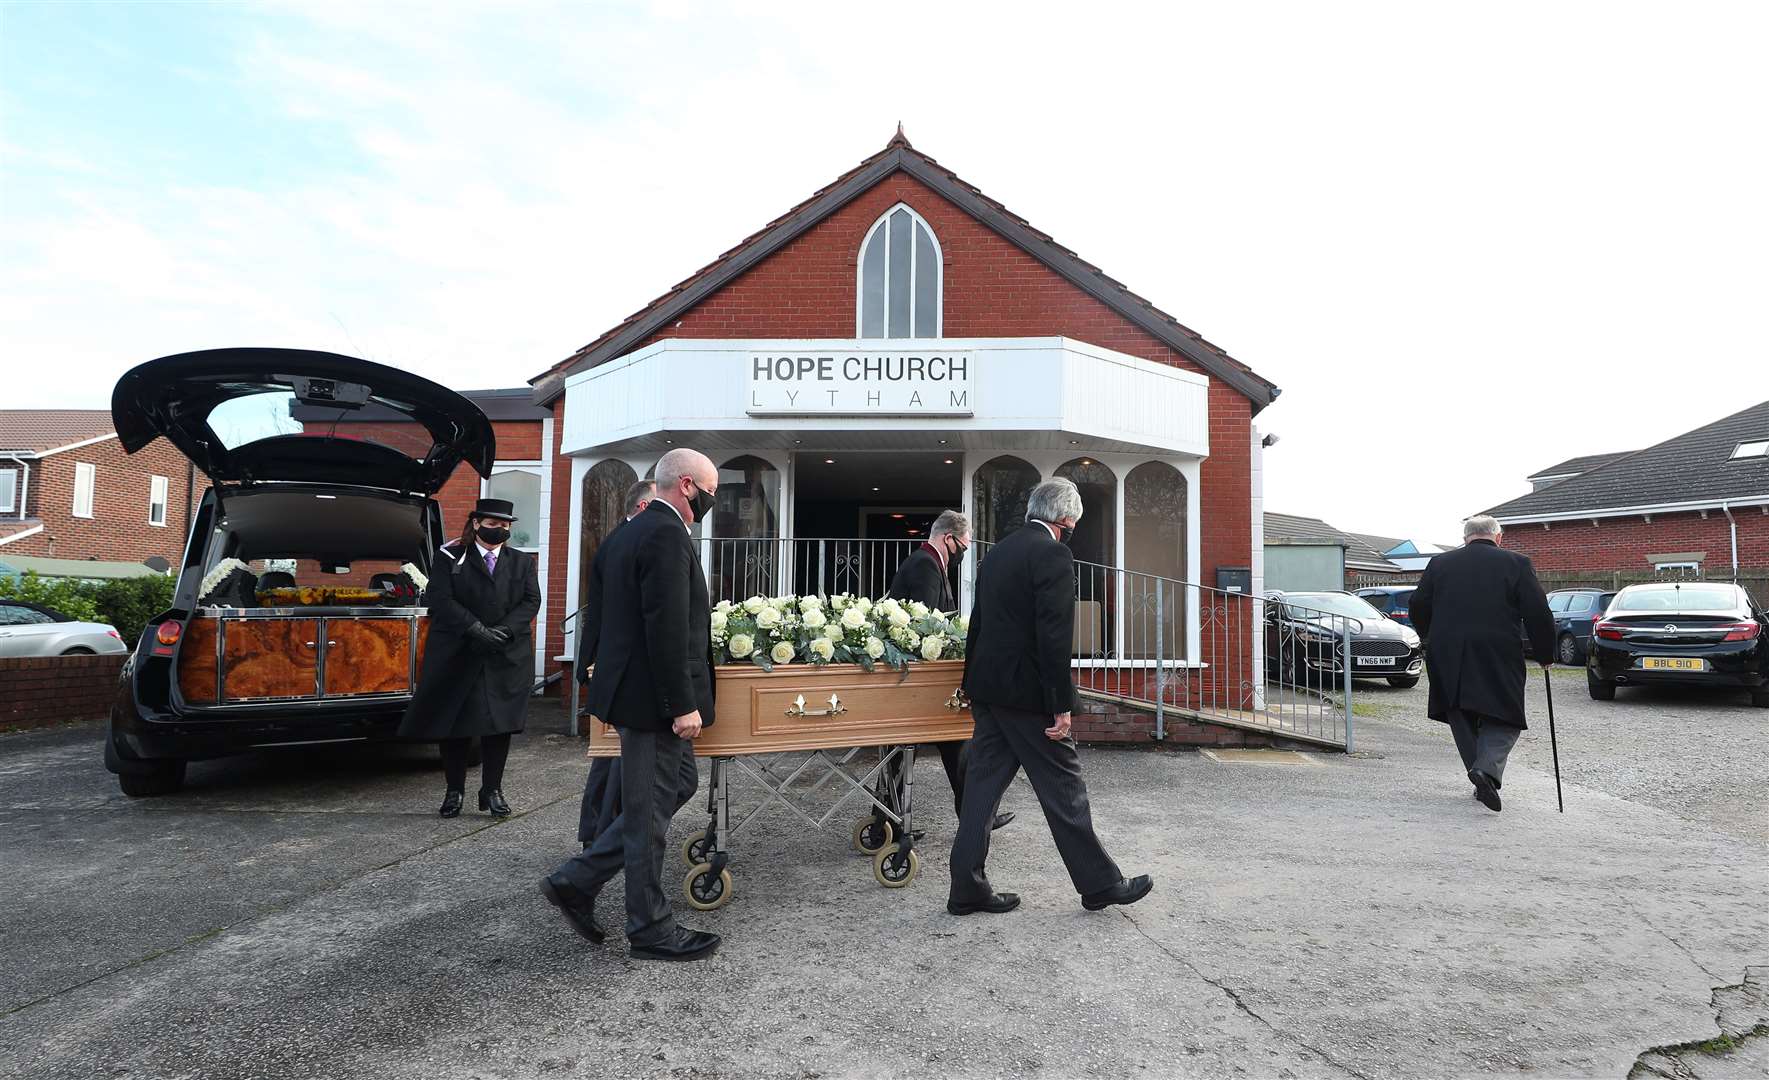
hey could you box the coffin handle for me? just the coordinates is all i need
[785,693,847,718]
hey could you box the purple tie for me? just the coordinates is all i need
[485,549,497,576]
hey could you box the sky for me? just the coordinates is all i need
[2,0,1765,540]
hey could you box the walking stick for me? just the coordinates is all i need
[1543,667,1564,813]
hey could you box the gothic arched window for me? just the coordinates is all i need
[858,204,941,338]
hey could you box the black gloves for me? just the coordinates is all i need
[468,622,512,649]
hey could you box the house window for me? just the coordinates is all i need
[1731,440,1769,460]
[149,475,169,527]
[484,467,542,551]
[72,462,95,519]
[857,204,941,338]
[0,469,15,514]
[1654,560,1701,579]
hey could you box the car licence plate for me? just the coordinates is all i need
[1358,656,1396,666]
[1641,657,1706,671]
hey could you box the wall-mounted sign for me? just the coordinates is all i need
[746,352,973,416]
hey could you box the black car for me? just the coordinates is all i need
[1587,582,1769,706]
[103,349,496,796]
[1355,585,1417,627]
[1547,588,1617,664]
[1264,590,1424,688]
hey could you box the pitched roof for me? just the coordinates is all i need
[1349,531,1405,556]
[1527,450,1634,479]
[0,410,115,455]
[1264,513,1400,573]
[530,130,1279,411]
[1486,400,1769,520]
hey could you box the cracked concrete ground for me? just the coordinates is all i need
[1,673,1764,1079]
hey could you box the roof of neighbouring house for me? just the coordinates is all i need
[0,553,165,580]
[1486,400,1769,519]
[530,128,1279,411]
[1265,513,1401,573]
[0,410,116,456]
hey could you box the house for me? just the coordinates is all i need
[0,410,203,576]
[526,130,1283,720]
[1484,399,1769,580]
[1264,513,1400,591]
[1526,452,1633,492]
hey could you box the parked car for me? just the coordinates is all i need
[102,349,496,796]
[0,599,127,657]
[1264,590,1424,688]
[1355,585,1417,627]
[1587,582,1768,706]
[1547,588,1617,664]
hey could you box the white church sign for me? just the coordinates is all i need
[746,351,974,416]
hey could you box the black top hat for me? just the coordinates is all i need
[470,497,517,522]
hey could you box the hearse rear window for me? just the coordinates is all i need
[195,489,432,608]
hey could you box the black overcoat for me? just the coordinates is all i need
[887,544,955,613]
[962,522,1076,716]
[1409,539,1554,729]
[584,502,716,733]
[398,541,542,740]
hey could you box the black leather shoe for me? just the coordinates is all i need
[1469,769,1502,812]
[990,811,1016,831]
[479,788,512,817]
[439,789,464,818]
[630,928,720,962]
[947,891,1020,916]
[539,876,606,944]
[1082,874,1154,911]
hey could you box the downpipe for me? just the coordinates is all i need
[1721,500,1738,582]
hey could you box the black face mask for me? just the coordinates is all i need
[475,524,511,546]
[1038,520,1073,545]
[687,480,716,522]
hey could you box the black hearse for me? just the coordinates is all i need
[103,349,495,795]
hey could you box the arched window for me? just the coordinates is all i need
[1125,462,1188,658]
[858,204,941,338]
[579,459,638,612]
[711,455,780,600]
[1055,458,1117,569]
[971,455,1040,544]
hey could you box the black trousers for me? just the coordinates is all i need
[1446,709,1522,787]
[553,727,698,945]
[578,756,621,848]
[949,701,1121,903]
[441,734,510,792]
[875,739,967,818]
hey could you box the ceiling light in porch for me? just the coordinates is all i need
[824,458,835,464]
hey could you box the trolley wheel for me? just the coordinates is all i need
[852,817,894,855]
[683,862,733,911]
[681,828,711,867]
[872,847,920,889]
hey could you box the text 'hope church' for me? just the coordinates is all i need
[747,352,972,416]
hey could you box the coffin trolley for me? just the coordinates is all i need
[586,659,973,910]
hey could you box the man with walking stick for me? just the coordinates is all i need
[1409,515,1556,813]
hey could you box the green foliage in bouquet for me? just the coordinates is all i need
[710,593,967,672]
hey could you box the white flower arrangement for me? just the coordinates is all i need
[709,592,966,672]
[198,558,252,603]
[399,562,429,592]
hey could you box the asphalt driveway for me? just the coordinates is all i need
[1,677,1764,1079]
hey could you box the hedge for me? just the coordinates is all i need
[0,571,176,646]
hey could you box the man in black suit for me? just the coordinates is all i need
[879,510,1012,832]
[543,449,720,962]
[948,478,1151,916]
[1409,514,1555,813]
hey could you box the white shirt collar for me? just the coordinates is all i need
[477,541,502,559]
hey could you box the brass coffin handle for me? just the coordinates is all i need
[784,693,848,718]
[945,688,969,710]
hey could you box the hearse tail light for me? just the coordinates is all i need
[151,620,183,657]
[1721,622,1762,642]
[1594,621,1624,641]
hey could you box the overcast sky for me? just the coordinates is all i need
[3,1,1765,540]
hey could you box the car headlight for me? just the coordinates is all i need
[1400,628,1420,646]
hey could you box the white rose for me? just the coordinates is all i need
[727,633,754,659]
[710,610,727,632]
[920,634,945,661]
[755,607,781,629]
[909,601,929,618]
[770,640,795,665]
[864,636,885,659]
[955,614,968,633]
[714,599,733,613]
[809,637,835,662]
[743,596,768,614]
[801,607,826,629]
[830,594,850,611]
[799,595,823,611]
[840,606,867,630]
[822,624,843,642]
[889,608,911,628]
[855,597,873,616]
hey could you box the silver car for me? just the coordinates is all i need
[0,599,128,657]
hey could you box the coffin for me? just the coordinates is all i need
[586,660,973,757]
[176,607,429,704]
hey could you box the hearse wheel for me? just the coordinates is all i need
[118,760,187,797]
[683,862,733,911]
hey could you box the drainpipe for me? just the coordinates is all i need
[1720,500,1738,582]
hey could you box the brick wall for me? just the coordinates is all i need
[0,654,126,731]
[6,436,206,565]
[1074,694,1300,749]
[1501,507,1769,576]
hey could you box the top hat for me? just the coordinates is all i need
[470,498,517,522]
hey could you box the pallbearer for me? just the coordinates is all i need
[400,498,542,818]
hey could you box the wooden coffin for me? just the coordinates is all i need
[586,660,973,757]
[176,608,428,704]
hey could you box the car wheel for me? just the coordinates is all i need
[1751,687,1769,708]
[118,760,187,797]
[61,646,96,655]
[1587,671,1616,702]
[1387,676,1420,689]
[1556,634,1579,665]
